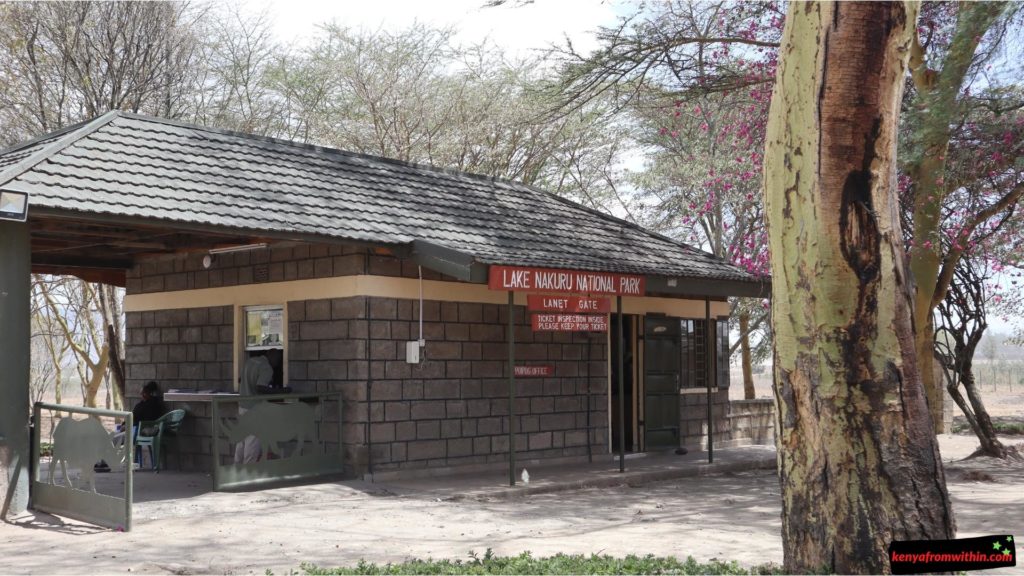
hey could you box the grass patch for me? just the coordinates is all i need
[990,421,1024,435]
[951,418,1024,435]
[298,550,783,575]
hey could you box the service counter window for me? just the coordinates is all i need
[241,305,285,389]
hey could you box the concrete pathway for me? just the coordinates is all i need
[4,438,1019,575]
[375,445,777,500]
[2,445,780,574]
[44,444,778,504]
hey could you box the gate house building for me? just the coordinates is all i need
[1,111,767,478]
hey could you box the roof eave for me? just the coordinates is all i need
[410,239,488,283]
[646,275,771,299]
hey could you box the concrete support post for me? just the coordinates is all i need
[705,298,714,464]
[617,296,625,473]
[507,290,516,487]
[0,220,30,517]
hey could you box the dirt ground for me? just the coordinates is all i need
[1,434,1022,575]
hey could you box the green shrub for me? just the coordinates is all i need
[299,550,784,575]
[952,418,1024,435]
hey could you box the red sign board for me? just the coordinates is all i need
[514,365,554,377]
[489,266,645,296]
[532,313,609,332]
[527,294,611,313]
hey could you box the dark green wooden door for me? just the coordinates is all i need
[644,316,681,450]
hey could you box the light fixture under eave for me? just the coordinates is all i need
[0,190,29,222]
[208,242,268,255]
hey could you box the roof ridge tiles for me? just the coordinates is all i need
[0,115,97,158]
[0,110,120,190]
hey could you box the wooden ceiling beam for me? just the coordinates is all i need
[107,240,169,250]
[31,264,126,286]
[32,254,134,270]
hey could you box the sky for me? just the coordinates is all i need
[259,0,626,57]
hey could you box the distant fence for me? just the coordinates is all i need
[210,391,343,491]
[31,403,132,531]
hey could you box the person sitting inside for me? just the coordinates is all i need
[132,381,168,429]
[100,381,168,471]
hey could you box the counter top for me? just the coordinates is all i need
[164,390,238,401]
[164,390,317,402]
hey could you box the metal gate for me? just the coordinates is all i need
[31,403,133,531]
[210,391,343,491]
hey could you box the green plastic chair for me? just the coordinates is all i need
[134,409,186,472]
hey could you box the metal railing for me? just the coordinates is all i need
[210,391,343,491]
[31,402,133,531]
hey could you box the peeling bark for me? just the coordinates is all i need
[764,2,955,572]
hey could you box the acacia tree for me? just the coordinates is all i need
[0,1,207,407]
[0,1,206,136]
[555,0,1024,416]
[262,23,631,207]
[928,91,1024,456]
[903,1,1023,430]
[935,255,1012,459]
[763,2,954,571]
[188,6,286,137]
[553,1,782,395]
[632,77,774,397]
[35,276,113,409]
[28,318,57,408]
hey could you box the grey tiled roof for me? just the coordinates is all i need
[0,111,762,284]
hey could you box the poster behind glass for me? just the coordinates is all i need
[245,307,283,350]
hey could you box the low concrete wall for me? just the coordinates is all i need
[725,399,775,446]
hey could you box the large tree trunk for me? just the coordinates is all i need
[739,313,756,399]
[83,343,110,408]
[763,2,955,572]
[948,364,1007,459]
[916,320,944,430]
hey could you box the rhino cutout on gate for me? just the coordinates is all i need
[220,400,321,462]
[49,417,125,493]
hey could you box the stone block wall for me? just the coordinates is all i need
[124,305,233,470]
[125,306,234,392]
[287,295,609,475]
[123,246,730,476]
[125,296,609,476]
[725,399,775,446]
[680,390,730,449]
[125,244,452,295]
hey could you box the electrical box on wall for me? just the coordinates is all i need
[406,341,421,364]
